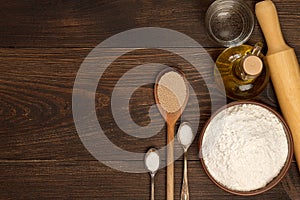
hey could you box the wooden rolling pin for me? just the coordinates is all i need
[256,0,300,171]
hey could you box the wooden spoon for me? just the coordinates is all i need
[154,68,189,200]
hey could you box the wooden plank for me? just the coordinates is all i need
[0,0,299,50]
[0,47,279,161]
[0,160,298,199]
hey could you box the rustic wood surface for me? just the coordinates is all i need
[1,0,300,199]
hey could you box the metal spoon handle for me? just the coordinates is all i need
[181,151,189,200]
[151,173,155,200]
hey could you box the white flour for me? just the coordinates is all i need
[202,104,288,191]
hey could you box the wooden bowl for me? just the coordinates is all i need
[198,101,294,196]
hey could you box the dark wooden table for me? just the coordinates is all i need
[1,0,300,199]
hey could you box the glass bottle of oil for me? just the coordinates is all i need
[214,42,269,100]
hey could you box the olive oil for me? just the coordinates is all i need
[214,42,269,100]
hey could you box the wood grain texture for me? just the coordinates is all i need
[0,161,299,199]
[0,0,299,51]
[0,48,278,161]
[1,0,300,199]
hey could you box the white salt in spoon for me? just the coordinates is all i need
[177,122,194,200]
[145,148,160,200]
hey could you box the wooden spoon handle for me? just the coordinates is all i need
[167,123,175,200]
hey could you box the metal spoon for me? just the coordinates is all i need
[145,148,160,200]
[177,122,194,200]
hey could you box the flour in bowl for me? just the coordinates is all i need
[201,104,288,191]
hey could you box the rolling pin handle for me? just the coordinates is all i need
[255,0,290,54]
